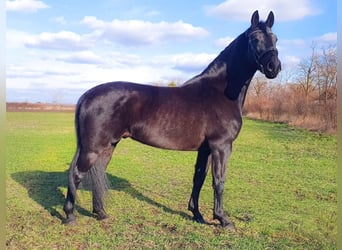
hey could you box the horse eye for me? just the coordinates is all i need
[250,38,259,44]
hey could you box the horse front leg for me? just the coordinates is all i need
[211,142,235,229]
[188,142,211,224]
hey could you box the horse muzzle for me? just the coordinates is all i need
[260,52,281,79]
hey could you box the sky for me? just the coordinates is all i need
[6,0,337,104]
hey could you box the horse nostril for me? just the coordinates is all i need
[267,61,275,72]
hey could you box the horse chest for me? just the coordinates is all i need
[206,106,243,143]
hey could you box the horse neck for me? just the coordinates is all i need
[183,32,257,109]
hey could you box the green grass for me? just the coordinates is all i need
[6,112,337,249]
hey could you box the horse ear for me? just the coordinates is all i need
[251,10,259,28]
[266,11,274,28]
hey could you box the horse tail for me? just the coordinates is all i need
[68,98,82,198]
[68,146,80,199]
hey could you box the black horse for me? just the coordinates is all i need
[63,10,281,229]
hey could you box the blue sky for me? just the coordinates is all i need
[6,0,337,103]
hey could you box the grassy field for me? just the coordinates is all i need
[6,112,336,249]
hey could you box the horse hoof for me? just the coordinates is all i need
[214,214,235,230]
[96,212,109,221]
[221,220,236,231]
[222,222,235,231]
[63,217,77,226]
[193,216,207,224]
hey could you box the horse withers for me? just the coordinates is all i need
[63,10,281,229]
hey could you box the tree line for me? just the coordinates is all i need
[244,45,337,133]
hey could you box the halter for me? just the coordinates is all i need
[246,30,278,73]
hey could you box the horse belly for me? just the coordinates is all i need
[131,122,204,151]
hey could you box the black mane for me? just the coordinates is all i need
[185,29,257,101]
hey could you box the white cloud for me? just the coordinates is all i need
[56,51,104,65]
[82,16,105,29]
[281,39,306,47]
[207,0,320,22]
[279,33,336,54]
[81,16,209,46]
[314,32,337,44]
[6,28,30,48]
[6,0,49,13]
[171,53,216,73]
[215,36,235,48]
[124,6,161,18]
[108,52,144,67]
[6,48,217,93]
[6,64,77,79]
[282,55,301,66]
[54,16,67,25]
[24,31,92,50]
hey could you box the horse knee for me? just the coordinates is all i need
[213,181,225,195]
[77,151,98,172]
[74,170,86,185]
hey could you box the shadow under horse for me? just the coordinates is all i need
[11,170,192,223]
[63,10,281,229]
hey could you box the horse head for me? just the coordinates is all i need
[247,10,281,79]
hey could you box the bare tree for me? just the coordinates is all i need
[250,76,268,118]
[317,46,337,104]
[315,45,337,127]
[296,45,318,116]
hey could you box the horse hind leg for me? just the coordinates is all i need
[63,148,88,224]
[63,147,107,224]
[88,145,115,220]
